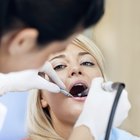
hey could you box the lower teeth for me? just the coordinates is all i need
[78,93,82,97]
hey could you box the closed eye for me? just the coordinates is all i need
[80,61,95,66]
[54,64,67,71]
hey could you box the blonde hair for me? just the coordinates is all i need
[26,89,63,140]
[72,34,106,80]
[26,34,106,140]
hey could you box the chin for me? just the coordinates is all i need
[69,103,83,120]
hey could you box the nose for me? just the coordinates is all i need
[69,66,82,77]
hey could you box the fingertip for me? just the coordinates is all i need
[36,76,60,93]
[40,61,52,73]
[43,82,60,93]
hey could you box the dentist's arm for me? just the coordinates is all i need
[0,70,60,96]
[0,62,66,96]
[69,77,131,140]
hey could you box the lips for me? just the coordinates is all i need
[69,82,89,97]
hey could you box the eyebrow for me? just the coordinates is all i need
[78,52,90,56]
[50,55,65,61]
[50,52,91,61]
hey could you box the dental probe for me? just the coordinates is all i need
[60,89,73,97]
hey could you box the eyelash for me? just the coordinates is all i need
[54,64,67,71]
[53,61,94,71]
[80,61,95,66]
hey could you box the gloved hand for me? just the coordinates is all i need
[0,62,65,96]
[75,77,131,140]
[0,103,7,131]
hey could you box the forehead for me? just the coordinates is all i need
[65,43,85,52]
[48,43,85,60]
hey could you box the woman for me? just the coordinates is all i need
[26,35,139,140]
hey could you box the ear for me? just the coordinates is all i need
[9,28,38,55]
[40,91,48,108]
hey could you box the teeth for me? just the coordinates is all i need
[75,83,83,86]
[78,93,82,97]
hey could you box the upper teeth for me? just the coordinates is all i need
[75,83,83,86]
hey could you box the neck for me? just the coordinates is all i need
[51,114,74,139]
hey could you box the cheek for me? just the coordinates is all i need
[48,96,83,125]
[46,94,65,112]
[46,94,60,105]
[46,95,73,120]
[56,70,68,83]
[86,68,102,80]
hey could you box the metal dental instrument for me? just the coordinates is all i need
[40,62,72,97]
[60,89,73,97]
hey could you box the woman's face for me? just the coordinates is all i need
[41,43,102,127]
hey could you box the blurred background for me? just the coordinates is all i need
[84,0,140,136]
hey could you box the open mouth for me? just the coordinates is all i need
[69,83,89,97]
